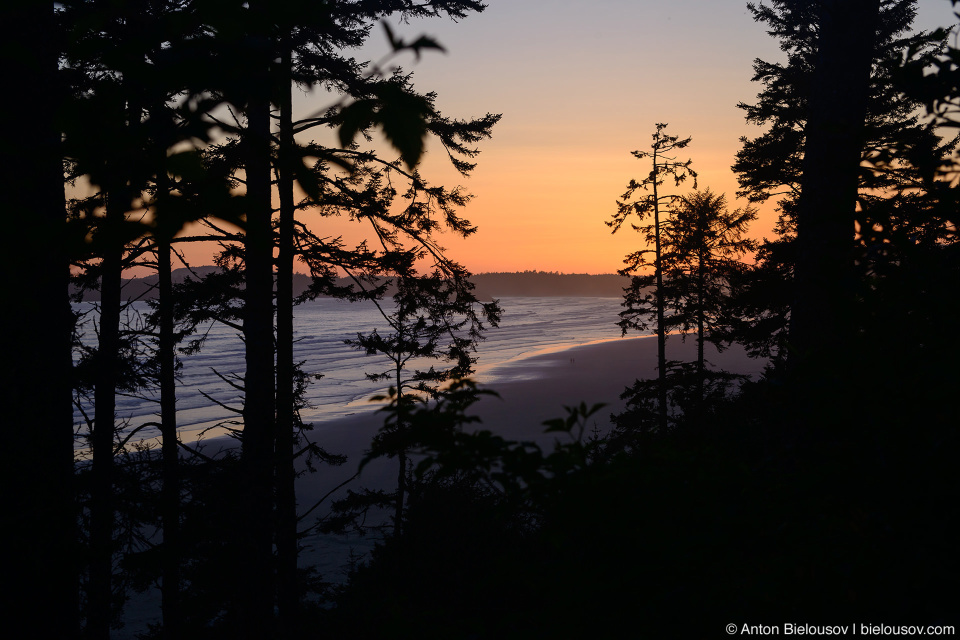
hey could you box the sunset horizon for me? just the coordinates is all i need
[6,1,959,637]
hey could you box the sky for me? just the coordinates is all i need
[179,0,960,275]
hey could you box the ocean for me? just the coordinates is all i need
[72,296,630,450]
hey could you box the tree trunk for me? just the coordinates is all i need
[239,11,276,636]
[395,449,407,537]
[790,0,880,364]
[156,221,181,637]
[651,152,668,431]
[88,197,123,640]
[696,249,705,415]
[2,1,78,635]
[275,42,300,637]
[394,356,407,538]
[89,70,142,636]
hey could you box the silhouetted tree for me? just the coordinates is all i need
[611,189,755,432]
[787,0,875,364]
[608,123,696,431]
[340,272,499,537]
[287,19,498,633]
[2,2,78,637]
[60,1,233,634]
[733,0,954,363]
[897,2,960,129]
[61,5,155,631]
[664,188,756,414]
[135,2,499,634]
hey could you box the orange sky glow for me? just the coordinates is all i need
[166,0,958,276]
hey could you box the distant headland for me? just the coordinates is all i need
[470,271,628,298]
[72,269,629,301]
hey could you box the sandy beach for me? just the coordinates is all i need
[120,334,766,631]
[303,334,763,454]
[471,333,765,440]
[292,334,766,570]
[184,333,765,515]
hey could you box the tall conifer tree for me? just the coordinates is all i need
[609,124,696,431]
[2,2,78,637]
[732,0,954,362]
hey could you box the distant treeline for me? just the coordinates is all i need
[471,271,628,298]
[74,269,629,301]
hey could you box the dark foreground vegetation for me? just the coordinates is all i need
[320,378,957,638]
[2,0,959,638]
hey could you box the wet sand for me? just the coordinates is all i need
[293,334,766,520]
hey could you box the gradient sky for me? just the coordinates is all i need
[176,0,959,275]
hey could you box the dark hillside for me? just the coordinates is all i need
[73,270,629,301]
[471,272,627,298]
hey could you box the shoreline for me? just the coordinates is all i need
[103,335,768,516]
[92,335,766,464]
[188,334,767,458]
[120,335,768,633]
[291,334,767,590]
[291,334,766,510]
